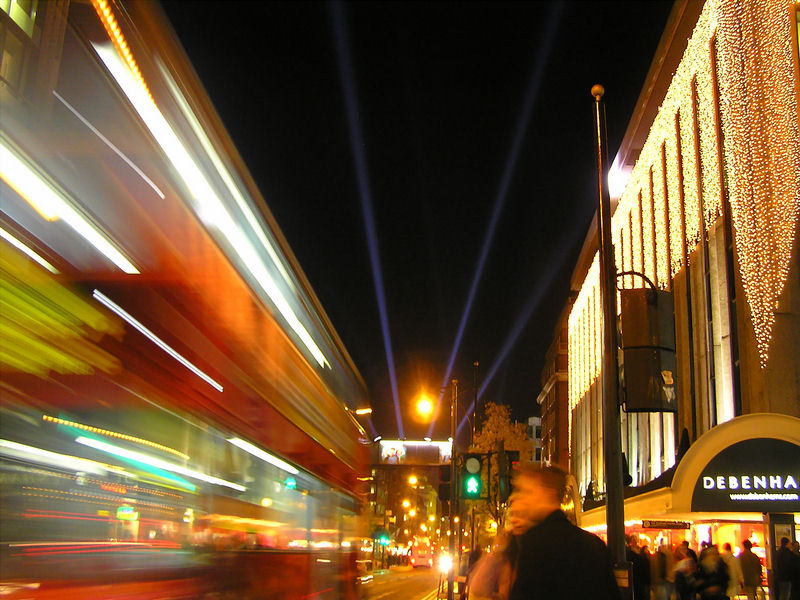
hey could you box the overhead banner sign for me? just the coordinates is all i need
[379,440,452,465]
[691,438,800,512]
[642,520,690,530]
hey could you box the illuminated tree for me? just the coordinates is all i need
[466,402,531,542]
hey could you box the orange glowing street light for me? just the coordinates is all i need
[415,394,434,419]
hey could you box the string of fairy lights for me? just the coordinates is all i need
[90,0,154,103]
[42,415,190,461]
[569,0,800,419]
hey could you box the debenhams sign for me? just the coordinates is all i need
[691,438,800,512]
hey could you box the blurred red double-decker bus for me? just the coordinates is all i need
[0,1,370,597]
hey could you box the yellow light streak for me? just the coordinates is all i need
[0,137,139,274]
[42,414,189,461]
[0,226,59,273]
[90,0,153,103]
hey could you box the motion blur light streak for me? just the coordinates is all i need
[227,437,299,475]
[92,289,224,392]
[43,414,190,460]
[92,42,329,368]
[52,91,165,200]
[156,60,296,293]
[428,1,564,438]
[90,0,153,102]
[0,439,129,477]
[0,226,59,273]
[330,1,404,437]
[75,436,246,492]
[0,137,60,221]
[0,137,139,274]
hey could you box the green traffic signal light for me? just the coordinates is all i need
[463,473,482,498]
[461,453,484,498]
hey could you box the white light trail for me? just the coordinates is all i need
[0,137,138,274]
[93,42,328,368]
[0,226,59,273]
[227,437,299,475]
[92,289,223,392]
[53,91,165,199]
[75,436,245,492]
[0,438,129,477]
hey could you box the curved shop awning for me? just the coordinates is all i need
[580,413,800,529]
[671,413,800,515]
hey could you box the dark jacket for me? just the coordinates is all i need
[509,510,621,600]
[696,554,729,600]
[775,545,794,583]
[627,546,651,600]
[739,548,762,587]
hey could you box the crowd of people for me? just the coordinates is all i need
[629,535,800,600]
[463,463,800,600]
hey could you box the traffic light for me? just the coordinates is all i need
[499,450,520,503]
[437,464,451,500]
[497,444,509,502]
[461,453,484,499]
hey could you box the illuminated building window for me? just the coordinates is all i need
[0,0,35,94]
[1,0,37,37]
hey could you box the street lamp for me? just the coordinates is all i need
[447,379,458,600]
[415,394,434,419]
[408,475,418,486]
[412,381,459,600]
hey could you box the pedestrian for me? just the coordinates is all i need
[739,540,763,600]
[700,541,712,561]
[468,531,515,600]
[507,464,620,600]
[720,542,743,599]
[776,537,795,600]
[678,539,699,564]
[696,545,729,600]
[626,534,651,600]
[652,543,675,600]
[675,546,698,600]
[791,541,800,600]
[461,548,484,600]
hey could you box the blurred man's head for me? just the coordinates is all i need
[507,506,533,535]
[509,464,567,527]
[743,540,753,550]
[626,534,640,550]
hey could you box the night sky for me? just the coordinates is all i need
[160,1,674,441]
